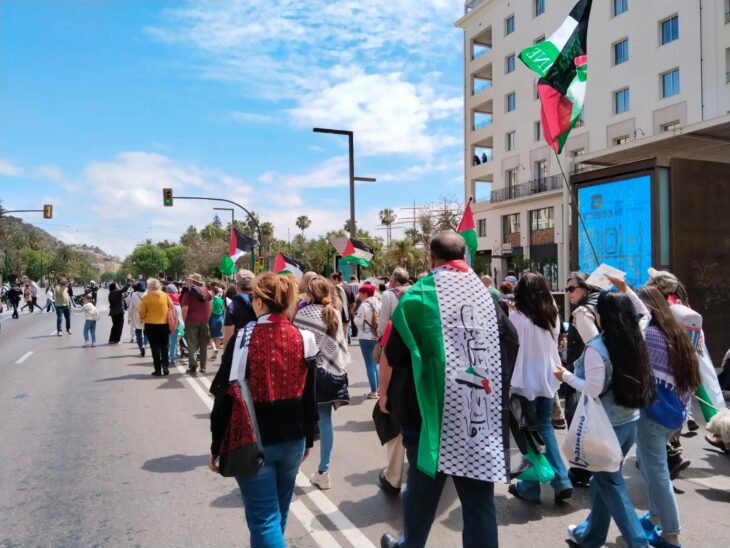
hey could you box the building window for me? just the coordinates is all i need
[478,219,487,238]
[506,168,519,198]
[534,160,547,184]
[615,135,630,145]
[506,92,517,112]
[662,121,680,132]
[535,0,545,17]
[661,15,679,45]
[506,131,516,151]
[534,121,542,142]
[614,87,630,114]
[505,15,515,36]
[531,207,554,231]
[661,68,680,98]
[613,0,628,16]
[614,38,629,65]
[503,213,520,235]
[506,54,516,74]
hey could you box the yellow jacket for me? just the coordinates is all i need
[139,292,169,325]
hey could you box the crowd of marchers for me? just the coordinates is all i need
[7,230,730,548]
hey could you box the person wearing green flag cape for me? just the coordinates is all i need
[380,232,518,548]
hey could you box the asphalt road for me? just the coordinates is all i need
[1,291,729,547]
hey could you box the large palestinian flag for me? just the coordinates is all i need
[341,238,373,267]
[221,227,257,276]
[519,0,593,153]
[457,202,477,266]
[273,252,304,279]
[386,260,507,482]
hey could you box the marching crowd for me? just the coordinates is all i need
[4,230,730,548]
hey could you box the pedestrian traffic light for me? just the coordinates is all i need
[163,188,173,207]
[43,204,53,219]
[257,258,265,272]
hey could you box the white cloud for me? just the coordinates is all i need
[0,158,23,176]
[35,165,65,182]
[148,0,464,157]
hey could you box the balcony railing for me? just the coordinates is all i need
[491,175,562,203]
[726,71,730,84]
[472,47,491,60]
[473,81,493,94]
[472,115,493,130]
[465,0,484,14]
[725,10,730,23]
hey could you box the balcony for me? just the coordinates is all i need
[726,10,730,23]
[727,71,730,84]
[465,0,484,14]
[491,175,562,203]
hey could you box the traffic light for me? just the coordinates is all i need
[256,258,265,272]
[163,188,173,207]
[43,204,53,219]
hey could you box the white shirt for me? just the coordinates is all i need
[354,297,381,340]
[377,285,408,338]
[563,347,605,398]
[509,311,562,400]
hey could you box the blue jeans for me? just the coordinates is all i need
[56,306,70,332]
[572,420,648,548]
[317,403,334,472]
[135,328,148,351]
[515,396,572,500]
[235,438,305,548]
[169,331,178,363]
[400,430,498,548]
[636,413,681,535]
[83,320,96,343]
[358,338,379,392]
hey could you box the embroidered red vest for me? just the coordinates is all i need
[247,322,307,402]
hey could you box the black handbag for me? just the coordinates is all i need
[218,380,265,477]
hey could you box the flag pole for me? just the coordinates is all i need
[552,150,599,266]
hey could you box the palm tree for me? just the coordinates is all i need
[389,238,415,270]
[379,208,397,251]
[296,215,311,240]
[260,222,274,258]
[404,228,421,244]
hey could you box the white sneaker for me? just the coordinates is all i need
[567,525,579,545]
[310,470,331,490]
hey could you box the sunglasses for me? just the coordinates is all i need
[564,286,581,293]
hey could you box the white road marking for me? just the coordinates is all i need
[289,500,342,547]
[16,351,34,364]
[174,363,371,547]
[295,474,375,548]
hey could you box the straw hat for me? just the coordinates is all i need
[186,273,204,286]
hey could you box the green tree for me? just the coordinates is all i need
[164,245,187,280]
[130,244,169,277]
[20,248,54,281]
[211,214,223,228]
[296,215,311,240]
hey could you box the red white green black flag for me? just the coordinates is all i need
[519,0,593,153]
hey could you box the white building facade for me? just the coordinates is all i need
[456,0,730,289]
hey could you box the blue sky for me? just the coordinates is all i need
[0,0,465,257]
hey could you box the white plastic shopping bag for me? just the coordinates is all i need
[563,393,622,473]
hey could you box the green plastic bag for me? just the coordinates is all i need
[517,449,555,484]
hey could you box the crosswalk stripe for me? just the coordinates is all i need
[16,351,34,364]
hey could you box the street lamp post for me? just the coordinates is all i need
[313,128,375,241]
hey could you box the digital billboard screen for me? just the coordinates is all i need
[578,175,652,288]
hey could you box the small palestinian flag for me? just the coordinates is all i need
[519,0,593,153]
[220,228,257,276]
[274,252,304,279]
[341,238,373,267]
[457,201,477,266]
